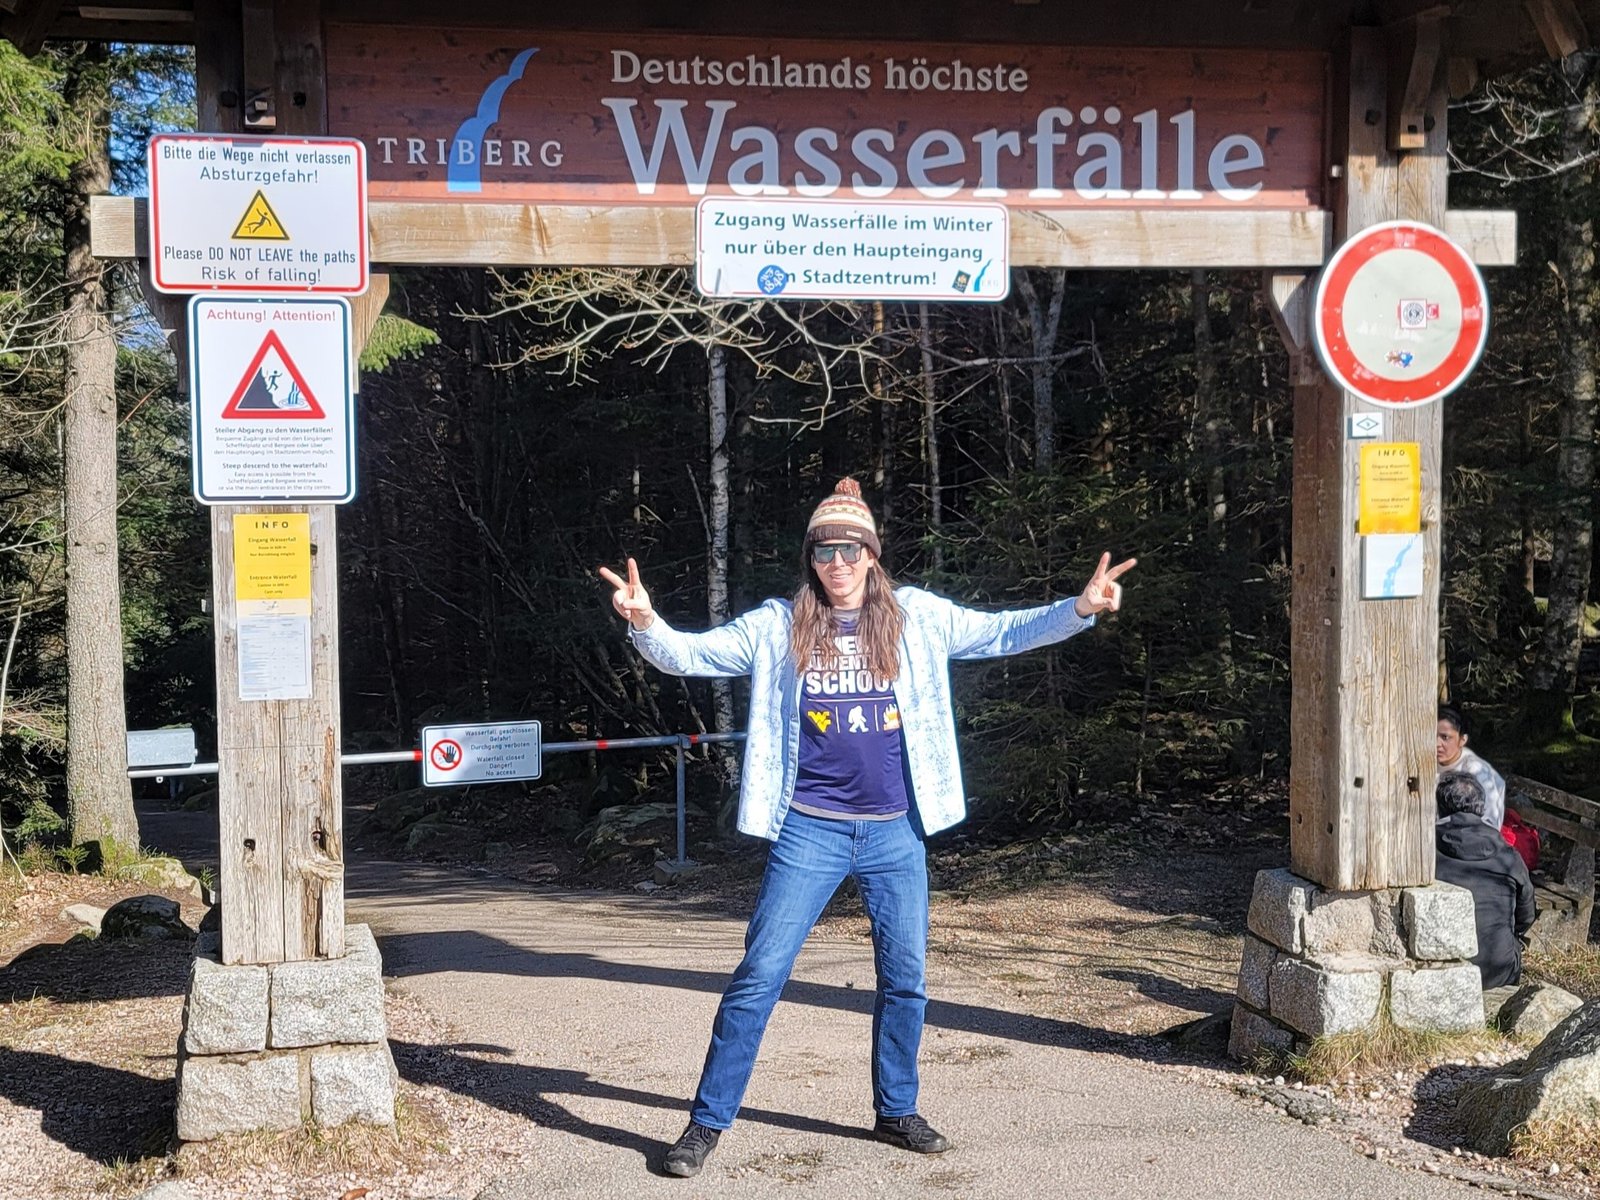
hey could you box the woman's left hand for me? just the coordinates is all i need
[1075,552,1137,617]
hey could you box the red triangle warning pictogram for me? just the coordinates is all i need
[219,329,328,420]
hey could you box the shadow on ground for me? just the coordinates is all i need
[392,1039,876,1172]
[378,928,1177,1063]
[0,1046,173,1163]
[1099,968,1236,1015]
[0,935,193,1002]
[1403,1063,1496,1153]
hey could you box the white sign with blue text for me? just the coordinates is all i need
[422,721,543,787]
[696,197,1009,302]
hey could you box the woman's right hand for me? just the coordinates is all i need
[597,557,655,631]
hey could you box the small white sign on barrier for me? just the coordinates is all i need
[696,197,1009,302]
[421,721,542,787]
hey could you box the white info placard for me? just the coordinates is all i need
[422,721,543,787]
[696,197,1009,302]
[188,297,356,504]
[148,133,368,295]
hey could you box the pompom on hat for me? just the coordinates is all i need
[804,477,881,557]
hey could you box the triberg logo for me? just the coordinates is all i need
[343,29,1322,208]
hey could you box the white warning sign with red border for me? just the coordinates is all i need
[421,721,543,787]
[1313,220,1490,408]
[188,296,356,504]
[149,133,368,295]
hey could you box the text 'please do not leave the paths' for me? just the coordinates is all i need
[149,133,368,295]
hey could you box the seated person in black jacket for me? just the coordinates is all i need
[1435,773,1537,989]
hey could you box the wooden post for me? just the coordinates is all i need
[196,0,383,963]
[1283,27,1448,891]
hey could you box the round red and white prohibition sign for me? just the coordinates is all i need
[1312,220,1489,408]
[429,739,464,773]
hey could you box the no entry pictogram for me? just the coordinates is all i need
[1313,220,1489,408]
[429,739,464,773]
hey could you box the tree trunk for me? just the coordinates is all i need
[706,342,739,791]
[1528,52,1599,736]
[917,303,942,572]
[1017,268,1066,470]
[1193,270,1229,533]
[1520,387,1538,596]
[732,374,755,612]
[63,44,136,856]
[869,302,896,544]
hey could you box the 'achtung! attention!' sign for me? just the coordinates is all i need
[326,27,1326,209]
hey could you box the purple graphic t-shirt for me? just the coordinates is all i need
[790,612,910,820]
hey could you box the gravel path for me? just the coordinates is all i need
[0,801,1570,1199]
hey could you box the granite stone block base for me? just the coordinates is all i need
[174,924,395,1141]
[1230,869,1485,1061]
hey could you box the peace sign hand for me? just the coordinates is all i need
[597,557,656,631]
[1075,552,1137,618]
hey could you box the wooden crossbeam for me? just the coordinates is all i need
[90,195,1520,270]
[1524,0,1591,58]
[1388,7,1447,151]
[3,0,64,55]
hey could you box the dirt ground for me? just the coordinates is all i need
[0,821,1596,1200]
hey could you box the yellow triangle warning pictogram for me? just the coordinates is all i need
[231,190,289,241]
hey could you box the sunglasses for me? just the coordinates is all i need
[811,543,865,565]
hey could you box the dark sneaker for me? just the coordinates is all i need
[662,1121,721,1177]
[873,1113,951,1154]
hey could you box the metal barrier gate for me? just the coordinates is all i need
[130,730,747,865]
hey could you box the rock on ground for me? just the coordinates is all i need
[60,903,106,932]
[1499,982,1585,1044]
[101,894,193,940]
[1458,998,1600,1154]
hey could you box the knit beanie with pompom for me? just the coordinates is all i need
[803,477,881,557]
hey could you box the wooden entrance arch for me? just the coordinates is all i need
[5,0,1592,965]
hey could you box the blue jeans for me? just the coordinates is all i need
[689,809,929,1129]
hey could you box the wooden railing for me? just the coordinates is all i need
[1506,774,1597,950]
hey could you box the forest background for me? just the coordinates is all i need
[1,41,1597,857]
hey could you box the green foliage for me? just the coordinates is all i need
[0,44,71,193]
[360,311,442,373]
[54,843,88,874]
[11,795,64,843]
[0,42,199,841]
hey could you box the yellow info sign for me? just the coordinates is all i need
[1357,442,1422,535]
[233,513,312,605]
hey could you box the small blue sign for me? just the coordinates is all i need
[757,264,790,295]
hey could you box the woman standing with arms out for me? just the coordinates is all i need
[598,479,1135,1178]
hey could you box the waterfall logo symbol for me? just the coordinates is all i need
[448,48,540,194]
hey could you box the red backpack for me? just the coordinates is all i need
[1501,809,1541,873]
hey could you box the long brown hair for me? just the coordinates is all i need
[789,552,905,680]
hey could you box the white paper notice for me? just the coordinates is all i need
[1361,533,1426,600]
[237,614,313,700]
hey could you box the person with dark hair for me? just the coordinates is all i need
[599,478,1135,1178]
[1434,773,1536,989]
[1437,705,1506,829]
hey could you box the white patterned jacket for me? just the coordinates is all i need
[629,586,1095,840]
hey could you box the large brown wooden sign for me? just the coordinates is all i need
[325,26,1327,210]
